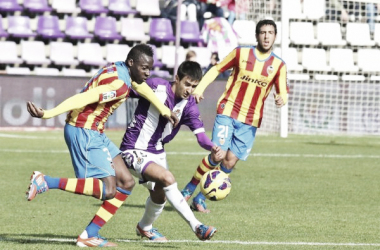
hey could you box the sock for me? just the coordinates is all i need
[194,191,206,202]
[164,182,201,232]
[44,176,106,200]
[185,154,219,193]
[85,188,130,238]
[138,197,165,231]
[219,163,232,174]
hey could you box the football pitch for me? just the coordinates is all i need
[1,130,380,249]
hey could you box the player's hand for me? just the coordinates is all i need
[163,111,179,128]
[193,94,204,104]
[211,145,225,162]
[26,101,44,118]
[273,93,285,108]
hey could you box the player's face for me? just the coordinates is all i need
[128,54,153,84]
[256,24,276,53]
[174,75,199,99]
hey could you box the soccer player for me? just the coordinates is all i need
[181,19,288,213]
[25,44,178,247]
[120,61,221,241]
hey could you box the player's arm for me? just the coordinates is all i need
[27,81,127,119]
[274,63,288,108]
[193,48,237,103]
[131,81,179,127]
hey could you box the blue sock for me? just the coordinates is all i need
[44,176,59,189]
[184,182,197,193]
[86,223,101,238]
[194,191,206,201]
[208,154,218,167]
[220,163,232,174]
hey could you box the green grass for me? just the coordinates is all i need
[1,130,380,249]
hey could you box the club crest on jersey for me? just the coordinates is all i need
[102,91,116,101]
[267,65,274,75]
[220,103,225,109]
[174,109,181,118]
[137,157,144,165]
[219,137,225,145]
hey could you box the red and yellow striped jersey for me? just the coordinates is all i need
[196,46,288,128]
[66,62,131,133]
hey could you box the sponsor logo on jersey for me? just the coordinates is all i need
[220,103,225,109]
[102,91,116,101]
[267,65,274,75]
[240,75,268,87]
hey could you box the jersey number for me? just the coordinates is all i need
[217,125,229,139]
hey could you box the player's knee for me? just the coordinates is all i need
[104,185,117,200]
[161,171,176,187]
[118,176,135,191]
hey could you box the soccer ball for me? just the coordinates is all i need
[200,170,231,201]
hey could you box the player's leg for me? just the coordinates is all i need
[78,152,136,247]
[27,125,117,201]
[143,162,217,240]
[136,188,167,241]
[190,115,233,213]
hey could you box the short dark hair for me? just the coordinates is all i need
[255,19,277,35]
[177,61,203,82]
[126,44,154,64]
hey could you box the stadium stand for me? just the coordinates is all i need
[149,18,176,43]
[51,0,80,14]
[289,21,318,45]
[232,20,256,45]
[21,40,51,65]
[329,48,358,72]
[121,17,150,43]
[317,22,347,46]
[346,23,375,46]
[79,0,108,15]
[77,42,106,66]
[180,20,203,44]
[50,42,79,66]
[108,0,138,16]
[0,0,23,12]
[65,16,94,40]
[136,0,160,17]
[106,44,131,63]
[0,15,9,38]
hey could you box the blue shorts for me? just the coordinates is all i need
[211,115,257,161]
[64,124,120,178]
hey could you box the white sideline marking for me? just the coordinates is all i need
[1,237,380,247]
[0,133,59,139]
[0,148,379,159]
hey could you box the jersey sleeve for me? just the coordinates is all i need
[273,62,288,105]
[43,80,127,119]
[181,100,205,133]
[193,48,238,96]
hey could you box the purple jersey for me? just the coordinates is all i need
[120,78,205,154]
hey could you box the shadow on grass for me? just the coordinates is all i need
[0,233,75,246]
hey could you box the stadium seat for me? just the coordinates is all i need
[329,48,358,72]
[289,22,318,45]
[341,74,365,81]
[287,73,310,80]
[303,0,325,20]
[346,23,375,46]
[34,67,60,76]
[79,0,108,14]
[52,0,80,14]
[317,22,346,46]
[6,66,31,75]
[21,41,51,65]
[94,16,122,41]
[180,20,204,44]
[121,18,150,43]
[273,47,303,71]
[357,49,380,72]
[49,42,79,66]
[37,15,65,39]
[301,48,330,72]
[7,16,36,38]
[0,41,23,64]
[148,44,164,68]
[65,16,94,40]
[0,0,23,12]
[232,20,256,45]
[149,18,176,43]
[287,0,305,19]
[136,0,160,16]
[374,23,380,46]
[77,43,106,66]
[161,45,185,68]
[0,15,9,38]
[108,0,138,15]
[151,70,171,78]
[106,44,130,63]
[188,46,212,69]
[314,74,339,81]
[62,68,87,77]
[23,0,52,13]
